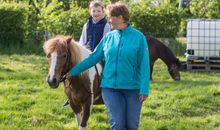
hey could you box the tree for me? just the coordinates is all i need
[189,0,220,18]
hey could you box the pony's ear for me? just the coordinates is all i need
[66,36,72,44]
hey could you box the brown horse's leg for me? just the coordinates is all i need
[150,63,154,80]
[80,99,92,129]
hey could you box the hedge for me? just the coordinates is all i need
[0,3,29,47]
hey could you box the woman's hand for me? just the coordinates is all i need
[65,72,72,80]
[139,95,148,102]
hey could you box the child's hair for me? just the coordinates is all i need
[89,0,104,10]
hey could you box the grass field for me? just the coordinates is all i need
[0,52,220,130]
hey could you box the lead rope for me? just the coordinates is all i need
[89,65,101,114]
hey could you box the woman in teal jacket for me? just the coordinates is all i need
[66,2,150,130]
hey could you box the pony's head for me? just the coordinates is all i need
[168,58,181,81]
[43,35,80,88]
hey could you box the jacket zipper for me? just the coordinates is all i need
[119,43,123,56]
[115,31,122,88]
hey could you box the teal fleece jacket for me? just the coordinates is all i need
[70,24,150,96]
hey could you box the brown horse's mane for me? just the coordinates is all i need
[147,36,180,67]
[43,35,91,66]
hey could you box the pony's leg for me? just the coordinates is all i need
[64,85,83,127]
[78,126,87,130]
[79,100,92,130]
[69,101,83,128]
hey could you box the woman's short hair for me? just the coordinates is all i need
[89,0,104,10]
[107,2,130,23]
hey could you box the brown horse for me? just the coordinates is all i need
[43,35,103,130]
[146,36,181,81]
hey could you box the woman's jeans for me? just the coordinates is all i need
[102,88,142,130]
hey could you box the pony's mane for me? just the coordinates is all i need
[43,35,92,65]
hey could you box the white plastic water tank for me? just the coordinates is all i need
[186,19,220,58]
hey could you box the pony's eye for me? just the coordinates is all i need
[47,54,51,58]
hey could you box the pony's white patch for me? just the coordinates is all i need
[88,63,102,113]
[76,42,103,113]
[79,126,87,130]
[76,43,91,60]
[49,51,58,81]
[75,113,82,127]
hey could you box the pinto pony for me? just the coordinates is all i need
[43,35,103,130]
[146,36,181,81]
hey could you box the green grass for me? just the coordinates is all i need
[0,54,220,130]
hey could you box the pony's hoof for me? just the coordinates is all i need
[79,126,87,130]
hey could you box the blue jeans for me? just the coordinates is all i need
[102,88,142,130]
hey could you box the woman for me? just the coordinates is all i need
[66,2,150,130]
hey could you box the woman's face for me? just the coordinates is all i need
[90,6,104,23]
[108,15,123,29]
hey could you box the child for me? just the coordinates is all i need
[63,0,110,107]
[79,0,111,51]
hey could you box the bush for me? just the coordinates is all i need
[64,9,88,40]
[0,2,29,47]
[189,0,220,18]
[35,0,88,41]
[130,2,181,38]
[52,4,89,40]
